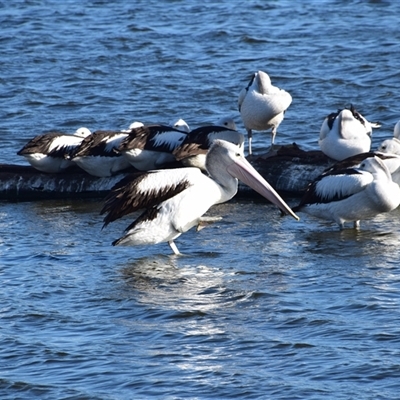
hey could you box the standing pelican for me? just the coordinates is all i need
[17,127,91,173]
[101,139,299,255]
[292,156,400,229]
[117,124,189,171]
[319,105,373,161]
[238,70,292,154]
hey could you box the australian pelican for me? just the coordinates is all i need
[17,127,91,173]
[117,124,190,171]
[101,139,299,255]
[292,155,400,229]
[173,125,244,171]
[319,105,373,161]
[70,129,136,177]
[238,70,292,154]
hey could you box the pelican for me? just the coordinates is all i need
[117,124,189,171]
[319,105,373,161]
[70,129,135,177]
[394,120,400,139]
[101,139,299,255]
[292,156,400,229]
[17,127,91,173]
[173,125,244,170]
[238,70,292,154]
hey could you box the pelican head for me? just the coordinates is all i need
[206,140,299,220]
[74,127,92,138]
[377,137,400,155]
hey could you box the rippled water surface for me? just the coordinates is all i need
[1,1,400,399]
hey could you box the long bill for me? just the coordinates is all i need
[227,157,300,220]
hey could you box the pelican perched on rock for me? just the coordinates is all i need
[319,105,373,161]
[173,117,243,170]
[70,128,137,177]
[117,124,189,171]
[17,127,91,173]
[101,139,299,255]
[292,155,400,229]
[238,70,292,154]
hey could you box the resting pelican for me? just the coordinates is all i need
[173,125,244,170]
[70,129,135,177]
[292,156,400,229]
[117,124,189,171]
[319,105,373,161]
[172,116,241,170]
[17,127,91,173]
[101,139,299,255]
[238,70,292,154]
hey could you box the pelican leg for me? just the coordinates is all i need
[196,216,223,232]
[353,220,361,229]
[247,129,253,155]
[168,240,181,255]
[271,127,276,145]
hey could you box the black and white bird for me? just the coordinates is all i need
[293,155,400,229]
[117,124,190,171]
[70,129,137,177]
[319,105,374,161]
[173,117,243,170]
[238,70,292,154]
[101,139,299,255]
[17,127,91,173]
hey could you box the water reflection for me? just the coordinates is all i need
[118,256,232,314]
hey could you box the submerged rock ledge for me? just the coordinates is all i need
[0,144,333,201]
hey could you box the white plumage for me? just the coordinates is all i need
[319,106,373,161]
[377,137,400,155]
[101,139,299,254]
[293,156,400,229]
[238,70,292,154]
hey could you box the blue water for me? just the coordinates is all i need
[1,1,400,399]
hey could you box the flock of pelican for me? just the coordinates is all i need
[16,70,400,253]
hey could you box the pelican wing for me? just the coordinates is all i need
[17,132,63,155]
[71,130,123,158]
[118,125,186,152]
[101,167,202,226]
[298,168,373,206]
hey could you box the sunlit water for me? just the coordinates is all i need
[1,1,400,399]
